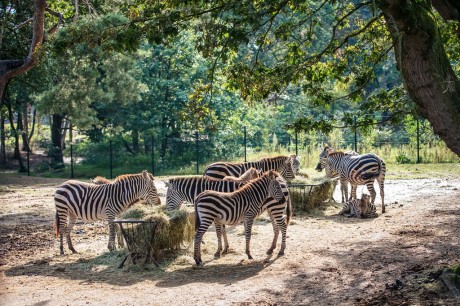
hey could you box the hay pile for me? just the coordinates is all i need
[289,178,337,212]
[115,205,195,260]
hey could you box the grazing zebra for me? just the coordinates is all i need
[54,170,160,255]
[193,171,290,266]
[222,167,261,182]
[338,194,378,218]
[316,146,386,213]
[317,147,358,203]
[203,154,300,182]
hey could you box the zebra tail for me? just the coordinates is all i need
[53,211,60,238]
[285,197,292,227]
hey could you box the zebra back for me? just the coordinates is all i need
[203,155,299,181]
[164,176,247,210]
[195,171,285,226]
[55,170,160,222]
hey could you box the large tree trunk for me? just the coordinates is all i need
[0,0,46,100]
[50,113,65,168]
[6,104,26,172]
[379,0,460,156]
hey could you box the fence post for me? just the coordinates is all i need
[244,126,247,162]
[70,144,74,178]
[416,117,420,164]
[151,135,155,176]
[353,116,358,152]
[109,140,113,179]
[195,131,199,175]
[295,131,298,156]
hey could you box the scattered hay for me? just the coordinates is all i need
[115,205,195,261]
[289,178,337,212]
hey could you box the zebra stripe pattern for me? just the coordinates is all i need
[316,146,386,213]
[54,170,160,255]
[203,154,300,181]
[193,171,291,266]
[164,176,247,211]
[317,147,358,203]
[338,194,378,218]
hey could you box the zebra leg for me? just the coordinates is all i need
[378,177,385,213]
[266,214,279,255]
[194,221,212,266]
[214,224,223,258]
[108,218,116,251]
[366,181,377,205]
[222,225,229,254]
[58,215,66,255]
[277,218,288,256]
[340,179,348,202]
[244,218,255,260]
[66,215,78,254]
[350,184,357,200]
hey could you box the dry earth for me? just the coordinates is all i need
[0,171,460,306]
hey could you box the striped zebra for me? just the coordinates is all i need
[338,194,378,218]
[193,171,291,266]
[54,170,160,255]
[317,147,358,203]
[316,146,386,213]
[203,154,300,181]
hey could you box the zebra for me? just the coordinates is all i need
[54,170,161,255]
[315,146,386,213]
[193,170,291,266]
[222,167,261,182]
[316,146,358,203]
[203,154,300,182]
[338,194,378,218]
[164,176,248,211]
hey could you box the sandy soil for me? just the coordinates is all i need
[0,173,460,305]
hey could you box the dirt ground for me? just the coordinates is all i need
[1,171,460,306]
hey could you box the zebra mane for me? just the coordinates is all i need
[237,170,280,192]
[328,151,345,157]
[113,172,153,182]
[259,155,293,162]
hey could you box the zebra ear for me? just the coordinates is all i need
[142,170,149,180]
[164,181,172,188]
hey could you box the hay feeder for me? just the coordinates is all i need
[113,220,161,268]
[288,177,338,212]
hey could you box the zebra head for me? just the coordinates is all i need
[267,171,285,202]
[139,170,161,205]
[279,155,298,182]
[316,145,332,172]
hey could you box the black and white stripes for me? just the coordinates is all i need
[203,155,300,181]
[54,170,160,255]
[316,146,386,213]
[193,171,291,266]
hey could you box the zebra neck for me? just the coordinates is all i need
[111,180,143,208]
[237,177,269,204]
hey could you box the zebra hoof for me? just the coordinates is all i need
[194,258,203,266]
[266,249,274,255]
[247,255,253,260]
[278,250,285,256]
[214,252,221,258]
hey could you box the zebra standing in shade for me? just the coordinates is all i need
[54,170,160,255]
[317,146,358,203]
[193,171,289,266]
[203,154,300,181]
[316,145,386,213]
[338,194,378,218]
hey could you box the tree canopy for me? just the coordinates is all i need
[1,0,459,159]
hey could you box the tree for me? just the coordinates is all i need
[135,0,460,156]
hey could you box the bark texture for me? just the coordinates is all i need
[379,0,460,156]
